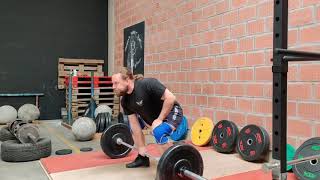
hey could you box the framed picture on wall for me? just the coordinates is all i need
[123,21,144,75]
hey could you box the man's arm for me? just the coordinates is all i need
[152,88,176,129]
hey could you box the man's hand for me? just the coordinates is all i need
[151,118,162,130]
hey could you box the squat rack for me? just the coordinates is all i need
[272,0,320,179]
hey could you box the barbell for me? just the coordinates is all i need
[100,123,208,180]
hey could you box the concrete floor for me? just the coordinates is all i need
[0,120,270,180]
[0,120,103,180]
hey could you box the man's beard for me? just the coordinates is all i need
[115,86,128,97]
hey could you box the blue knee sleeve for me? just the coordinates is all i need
[153,123,173,144]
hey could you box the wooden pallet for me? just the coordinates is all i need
[58,58,104,89]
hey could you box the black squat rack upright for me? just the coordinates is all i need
[272,0,320,179]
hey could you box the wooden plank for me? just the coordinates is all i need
[58,58,104,64]
[59,71,104,77]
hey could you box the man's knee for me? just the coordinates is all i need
[152,123,173,144]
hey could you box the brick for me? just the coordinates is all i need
[181,37,192,47]
[288,101,297,116]
[176,72,187,82]
[288,65,298,81]
[301,25,320,43]
[288,83,312,100]
[216,0,230,14]
[315,123,320,136]
[231,23,246,38]
[191,106,201,118]
[289,0,301,10]
[239,37,254,52]
[223,40,238,53]
[192,9,203,21]
[191,58,214,70]
[209,70,221,81]
[300,64,320,81]
[288,29,298,46]
[196,95,208,106]
[289,7,313,27]
[181,60,191,70]
[221,97,236,110]
[197,45,209,57]
[222,11,238,26]
[230,83,246,96]
[215,83,229,96]
[216,110,229,121]
[247,84,264,97]
[203,4,216,18]
[288,120,313,137]
[192,34,202,46]
[208,97,220,108]
[247,51,265,66]
[246,114,265,127]
[197,20,210,32]
[238,6,256,22]
[196,0,210,7]
[247,19,265,35]
[186,47,197,58]
[229,112,246,127]
[230,53,246,67]
[214,56,229,68]
[257,1,273,17]
[186,95,196,105]
[202,84,215,95]
[298,103,320,119]
[315,84,320,99]
[187,71,209,82]
[317,6,320,21]
[209,15,223,28]
[302,0,319,6]
[202,108,215,121]
[254,99,272,114]
[255,66,271,81]
[231,0,247,9]
[202,31,215,44]
[263,83,272,98]
[191,83,201,94]
[238,98,253,112]
[221,69,237,81]
[209,43,222,55]
[215,27,230,41]
[238,68,254,81]
[255,33,273,49]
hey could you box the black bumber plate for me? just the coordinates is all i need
[212,120,239,153]
[156,144,204,180]
[100,123,133,159]
[293,137,320,180]
[236,124,270,161]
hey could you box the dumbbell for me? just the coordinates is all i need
[8,119,40,143]
[100,123,208,180]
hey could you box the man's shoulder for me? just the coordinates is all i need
[136,77,157,85]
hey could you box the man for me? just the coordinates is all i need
[111,67,183,168]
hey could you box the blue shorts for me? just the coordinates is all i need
[137,104,183,144]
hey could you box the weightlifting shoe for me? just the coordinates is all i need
[126,154,150,168]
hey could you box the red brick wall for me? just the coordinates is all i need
[113,0,320,147]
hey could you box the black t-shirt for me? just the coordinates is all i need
[121,78,177,125]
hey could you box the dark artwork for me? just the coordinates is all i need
[123,21,144,75]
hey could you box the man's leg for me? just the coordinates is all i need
[126,114,150,168]
[154,104,184,154]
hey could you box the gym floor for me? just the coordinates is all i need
[0,120,290,180]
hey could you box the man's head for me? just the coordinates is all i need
[112,67,134,97]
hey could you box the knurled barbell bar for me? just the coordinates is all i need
[262,154,320,171]
[100,123,208,180]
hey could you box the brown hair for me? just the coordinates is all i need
[118,67,143,80]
